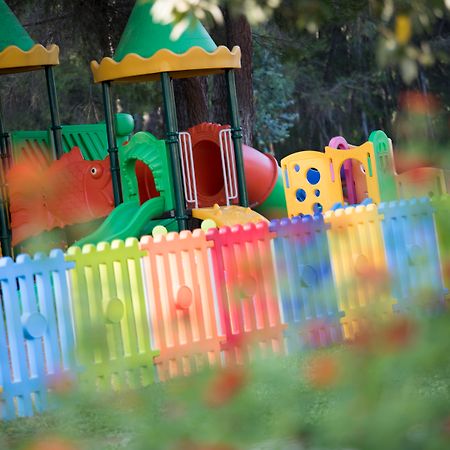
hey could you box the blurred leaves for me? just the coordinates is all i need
[151,0,223,40]
[1,310,450,449]
[253,29,298,151]
[151,0,449,85]
[3,0,449,156]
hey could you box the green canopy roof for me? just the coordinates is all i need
[0,0,35,53]
[113,0,217,62]
[0,0,59,74]
[91,0,240,83]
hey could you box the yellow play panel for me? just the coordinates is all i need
[192,204,268,227]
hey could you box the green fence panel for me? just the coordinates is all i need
[65,238,159,390]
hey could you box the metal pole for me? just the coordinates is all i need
[45,66,64,160]
[225,69,248,207]
[0,97,9,171]
[160,72,187,231]
[102,81,123,206]
[0,97,11,256]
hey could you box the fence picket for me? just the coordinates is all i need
[324,204,395,339]
[65,239,158,390]
[0,250,74,419]
[271,215,343,350]
[140,230,221,381]
[207,222,286,364]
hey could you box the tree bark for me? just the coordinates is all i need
[209,15,230,126]
[176,7,255,144]
[224,12,255,146]
[173,78,209,131]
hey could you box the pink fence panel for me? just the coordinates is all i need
[207,222,286,364]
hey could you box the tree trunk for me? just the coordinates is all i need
[209,15,230,125]
[173,78,209,131]
[224,12,255,146]
[177,8,255,144]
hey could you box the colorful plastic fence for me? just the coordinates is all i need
[270,215,342,350]
[207,223,286,365]
[431,196,450,297]
[379,198,446,313]
[324,203,395,340]
[0,196,448,419]
[0,250,75,420]
[140,230,221,381]
[65,239,158,390]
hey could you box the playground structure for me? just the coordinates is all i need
[282,130,448,217]
[0,0,449,421]
[1,0,288,256]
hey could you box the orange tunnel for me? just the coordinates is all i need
[187,123,286,217]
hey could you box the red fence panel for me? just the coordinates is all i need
[207,222,286,364]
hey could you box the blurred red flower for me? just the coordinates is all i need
[306,355,340,389]
[26,437,80,450]
[204,366,247,408]
[382,317,417,351]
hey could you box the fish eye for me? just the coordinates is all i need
[90,166,103,178]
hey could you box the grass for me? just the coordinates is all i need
[1,313,450,450]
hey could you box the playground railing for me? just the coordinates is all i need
[0,250,75,420]
[0,195,447,419]
[65,239,158,390]
[178,131,199,209]
[219,128,238,206]
[270,215,343,351]
[207,223,286,365]
[140,230,221,381]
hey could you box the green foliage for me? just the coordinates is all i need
[253,29,298,151]
[1,311,450,449]
[2,0,449,162]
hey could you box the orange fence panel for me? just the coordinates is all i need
[140,230,222,380]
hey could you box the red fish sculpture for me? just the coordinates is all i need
[7,147,114,245]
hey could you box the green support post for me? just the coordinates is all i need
[225,69,248,207]
[0,98,11,256]
[0,190,10,257]
[45,66,63,160]
[160,72,187,231]
[102,81,123,206]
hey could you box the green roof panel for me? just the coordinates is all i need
[114,0,217,62]
[0,0,35,53]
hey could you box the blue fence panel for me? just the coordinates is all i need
[0,250,75,420]
[379,198,446,313]
[270,215,343,351]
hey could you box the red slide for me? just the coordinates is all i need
[187,123,287,218]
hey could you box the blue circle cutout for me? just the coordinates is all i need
[307,168,321,185]
[294,164,300,172]
[314,189,320,197]
[296,189,307,202]
[313,203,323,214]
[22,313,47,340]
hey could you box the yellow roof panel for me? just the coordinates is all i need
[90,45,241,84]
[0,43,59,75]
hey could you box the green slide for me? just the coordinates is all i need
[75,196,166,247]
